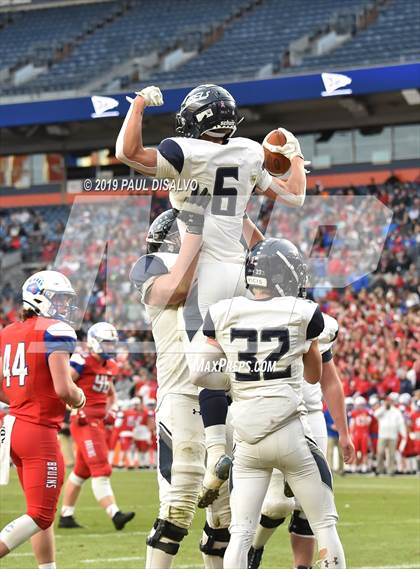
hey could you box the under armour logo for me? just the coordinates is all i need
[323,557,339,567]
[0,426,5,445]
[192,409,201,415]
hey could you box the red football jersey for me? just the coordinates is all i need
[411,410,420,436]
[70,353,119,419]
[351,409,372,435]
[0,316,76,429]
[120,409,138,432]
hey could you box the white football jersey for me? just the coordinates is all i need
[302,313,339,413]
[156,136,272,264]
[130,251,196,402]
[203,295,324,442]
[204,295,324,401]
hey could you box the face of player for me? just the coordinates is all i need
[48,291,78,322]
[99,340,118,360]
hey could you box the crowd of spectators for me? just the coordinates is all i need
[0,180,418,402]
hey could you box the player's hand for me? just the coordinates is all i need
[398,439,407,453]
[276,127,304,161]
[126,86,163,107]
[176,189,211,234]
[76,408,88,426]
[104,409,117,426]
[339,434,356,464]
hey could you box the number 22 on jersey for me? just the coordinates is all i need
[2,343,28,387]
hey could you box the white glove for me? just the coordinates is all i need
[126,85,163,107]
[398,439,407,453]
[266,127,304,161]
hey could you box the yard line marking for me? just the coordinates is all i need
[81,557,144,564]
[9,552,32,557]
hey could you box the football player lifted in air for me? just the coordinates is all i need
[190,238,347,569]
[116,84,308,523]
[59,322,135,531]
[0,271,85,569]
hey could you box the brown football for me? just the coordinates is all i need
[263,129,291,175]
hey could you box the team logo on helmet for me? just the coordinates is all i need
[26,280,42,295]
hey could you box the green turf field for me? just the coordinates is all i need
[1,470,419,569]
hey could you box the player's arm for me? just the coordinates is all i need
[115,87,163,174]
[148,233,202,306]
[255,156,306,207]
[0,359,10,405]
[131,231,202,307]
[49,352,85,409]
[320,356,355,464]
[242,214,264,249]
[303,340,322,384]
[45,323,85,409]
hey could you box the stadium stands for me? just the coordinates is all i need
[0,0,418,97]
[298,0,420,71]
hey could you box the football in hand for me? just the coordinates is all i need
[263,129,291,176]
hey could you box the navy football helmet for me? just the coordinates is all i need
[175,84,242,140]
[146,209,180,254]
[245,238,307,297]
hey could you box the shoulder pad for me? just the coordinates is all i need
[46,321,77,341]
[157,138,185,174]
[44,321,77,356]
[130,254,169,290]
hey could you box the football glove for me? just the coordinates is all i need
[104,406,118,426]
[176,189,211,235]
[126,85,163,107]
[275,127,304,161]
[76,408,88,426]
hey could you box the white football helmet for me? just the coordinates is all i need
[388,392,400,404]
[369,395,379,407]
[87,322,119,359]
[354,396,367,408]
[130,397,142,408]
[22,270,77,322]
[399,393,411,406]
[345,397,354,408]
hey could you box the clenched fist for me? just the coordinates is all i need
[126,85,163,107]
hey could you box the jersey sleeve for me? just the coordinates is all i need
[69,353,86,376]
[156,138,185,180]
[130,254,169,304]
[44,321,77,357]
[304,303,325,340]
[318,313,339,360]
[202,301,228,345]
[203,308,217,340]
